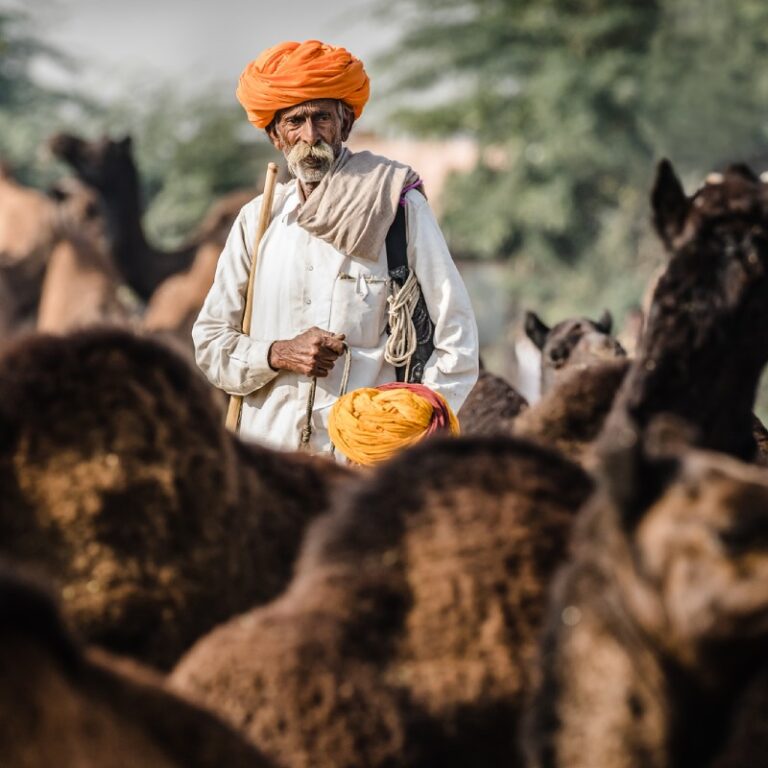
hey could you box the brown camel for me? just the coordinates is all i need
[37,178,138,332]
[48,132,275,311]
[171,435,593,768]
[0,163,58,336]
[459,367,529,436]
[171,161,768,765]
[48,133,199,300]
[519,161,768,467]
[143,188,257,336]
[460,311,625,438]
[0,563,274,767]
[525,308,626,394]
[524,420,768,768]
[0,328,349,670]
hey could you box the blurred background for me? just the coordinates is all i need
[4,0,768,405]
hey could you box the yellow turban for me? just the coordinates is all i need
[236,40,370,129]
[328,383,460,467]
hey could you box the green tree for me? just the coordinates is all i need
[379,0,768,320]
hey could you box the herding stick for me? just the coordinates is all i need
[225,161,280,433]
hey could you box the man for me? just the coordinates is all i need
[193,40,478,453]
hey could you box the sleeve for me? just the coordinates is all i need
[404,190,480,414]
[191,200,280,396]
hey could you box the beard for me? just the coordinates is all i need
[286,140,336,183]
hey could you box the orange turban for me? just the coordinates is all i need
[236,40,370,129]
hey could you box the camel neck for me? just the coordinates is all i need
[611,263,768,460]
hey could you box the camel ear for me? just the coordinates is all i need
[595,309,613,334]
[525,311,550,350]
[651,159,689,247]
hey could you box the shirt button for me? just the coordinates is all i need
[305,298,312,305]
[307,264,314,271]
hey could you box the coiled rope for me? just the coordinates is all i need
[384,271,421,382]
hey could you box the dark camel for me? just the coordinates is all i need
[0,328,349,670]
[0,563,274,767]
[48,133,200,301]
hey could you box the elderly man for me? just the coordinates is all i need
[193,40,478,453]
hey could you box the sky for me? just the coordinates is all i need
[24,0,398,108]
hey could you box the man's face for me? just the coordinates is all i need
[268,99,353,183]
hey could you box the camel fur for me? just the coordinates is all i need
[172,435,592,768]
[459,368,529,436]
[0,563,273,767]
[0,328,349,670]
[525,420,768,768]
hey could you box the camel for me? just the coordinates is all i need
[525,309,626,393]
[171,435,593,768]
[605,161,768,460]
[460,311,625,438]
[0,563,274,767]
[518,162,768,467]
[48,133,199,300]
[48,133,271,317]
[0,328,350,670]
[170,160,768,764]
[524,419,768,768]
[143,188,256,337]
[0,163,58,336]
[37,178,139,332]
[458,367,529,436]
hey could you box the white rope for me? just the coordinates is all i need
[385,272,420,381]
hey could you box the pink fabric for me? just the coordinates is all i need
[376,382,452,435]
[399,179,424,207]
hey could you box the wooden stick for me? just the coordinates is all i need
[225,162,280,433]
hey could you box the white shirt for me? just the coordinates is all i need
[192,180,479,454]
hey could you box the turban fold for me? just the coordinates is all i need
[328,383,460,466]
[236,40,370,129]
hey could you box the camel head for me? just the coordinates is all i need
[525,309,626,394]
[597,416,768,673]
[48,133,136,198]
[649,160,768,322]
[47,177,109,250]
[615,161,768,460]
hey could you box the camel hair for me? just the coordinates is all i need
[0,562,274,767]
[173,160,768,765]
[0,328,350,670]
[524,417,768,768]
[459,366,529,436]
[171,435,593,768]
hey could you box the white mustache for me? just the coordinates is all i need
[287,141,335,166]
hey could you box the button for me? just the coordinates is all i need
[307,264,314,271]
[305,298,312,305]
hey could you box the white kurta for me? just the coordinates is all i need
[193,180,479,453]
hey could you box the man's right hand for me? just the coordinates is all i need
[268,327,346,377]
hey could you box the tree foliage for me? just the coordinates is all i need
[380,0,768,319]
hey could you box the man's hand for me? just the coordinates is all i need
[268,327,346,377]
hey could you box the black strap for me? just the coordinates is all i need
[385,204,408,272]
[384,202,435,384]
